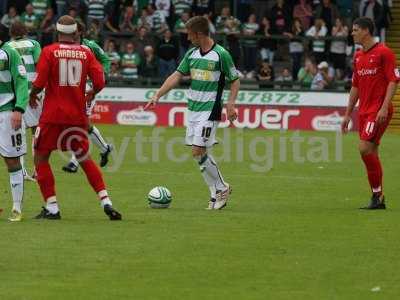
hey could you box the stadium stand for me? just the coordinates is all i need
[0,0,395,92]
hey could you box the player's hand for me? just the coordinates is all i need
[226,103,237,124]
[341,115,351,134]
[376,107,388,125]
[144,94,159,110]
[29,93,39,108]
[11,111,22,130]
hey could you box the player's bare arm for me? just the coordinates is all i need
[10,110,22,130]
[227,78,240,122]
[145,71,183,109]
[376,81,398,125]
[341,86,359,134]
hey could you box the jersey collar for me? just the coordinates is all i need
[363,42,380,53]
[200,43,216,57]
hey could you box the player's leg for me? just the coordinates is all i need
[3,157,24,222]
[88,125,114,167]
[72,130,121,220]
[33,124,61,219]
[34,151,61,219]
[0,111,27,221]
[188,121,230,210]
[358,114,391,209]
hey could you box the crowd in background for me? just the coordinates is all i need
[0,0,394,90]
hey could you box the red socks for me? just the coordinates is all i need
[80,159,106,193]
[36,161,56,201]
[361,153,383,195]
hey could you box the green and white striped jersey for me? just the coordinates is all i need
[0,43,29,113]
[121,53,141,79]
[31,0,50,20]
[177,43,239,122]
[172,0,192,15]
[5,38,41,88]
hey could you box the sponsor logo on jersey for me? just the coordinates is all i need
[207,61,216,70]
[357,68,378,76]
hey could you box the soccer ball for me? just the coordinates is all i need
[148,186,172,208]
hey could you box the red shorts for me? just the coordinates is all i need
[35,123,90,156]
[358,111,392,145]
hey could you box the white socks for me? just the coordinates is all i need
[46,196,59,214]
[89,126,109,153]
[99,190,112,207]
[197,154,227,196]
[9,169,24,213]
[70,154,79,167]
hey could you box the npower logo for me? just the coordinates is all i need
[117,107,157,125]
[168,107,300,129]
[312,111,351,131]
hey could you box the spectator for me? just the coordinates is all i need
[156,29,179,78]
[284,18,305,81]
[306,18,328,64]
[269,0,291,34]
[109,62,121,79]
[31,0,50,21]
[55,0,67,19]
[329,17,348,79]
[293,0,313,30]
[276,67,293,81]
[21,3,40,39]
[119,6,138,32]
[192,0,214,16]
[259,17,277,65]
[139,45,159,77]
[104,0,123,32]
[85,0,109,25]
[39,7,55,46]
[135,26,155,56]
[257,61,275,88]
[381,0,393,42]
[68,7,84,24]
[121,41,141,79]
[105,40,121,66]
[315,0,339,32]
[155,0,171,17]
[242,13,259,78]
[297,57,317,88]
[203,12,216,34]
[147,4,167,34]
[216,7,241,67]
[137,8,152,31]
[173,0,192,16]
[1,6,20,29]
[215,6,229,31]
[174,11,191,58]
[87,19,101,42]
[311,61,331,90]
[276,67,293,88]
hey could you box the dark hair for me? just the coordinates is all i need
[185,16,209,35]
[353,17,375,35]
[9,21,27,38]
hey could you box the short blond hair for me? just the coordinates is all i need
[185,16,209,35]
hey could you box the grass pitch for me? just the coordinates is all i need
[0,125,400,299]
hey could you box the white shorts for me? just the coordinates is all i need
[185,120,218,148]
[0,111,27,158]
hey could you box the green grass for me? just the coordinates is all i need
[1,125,400,299]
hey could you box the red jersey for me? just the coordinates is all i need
[33,42,105,125]
[352,43,400,116]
